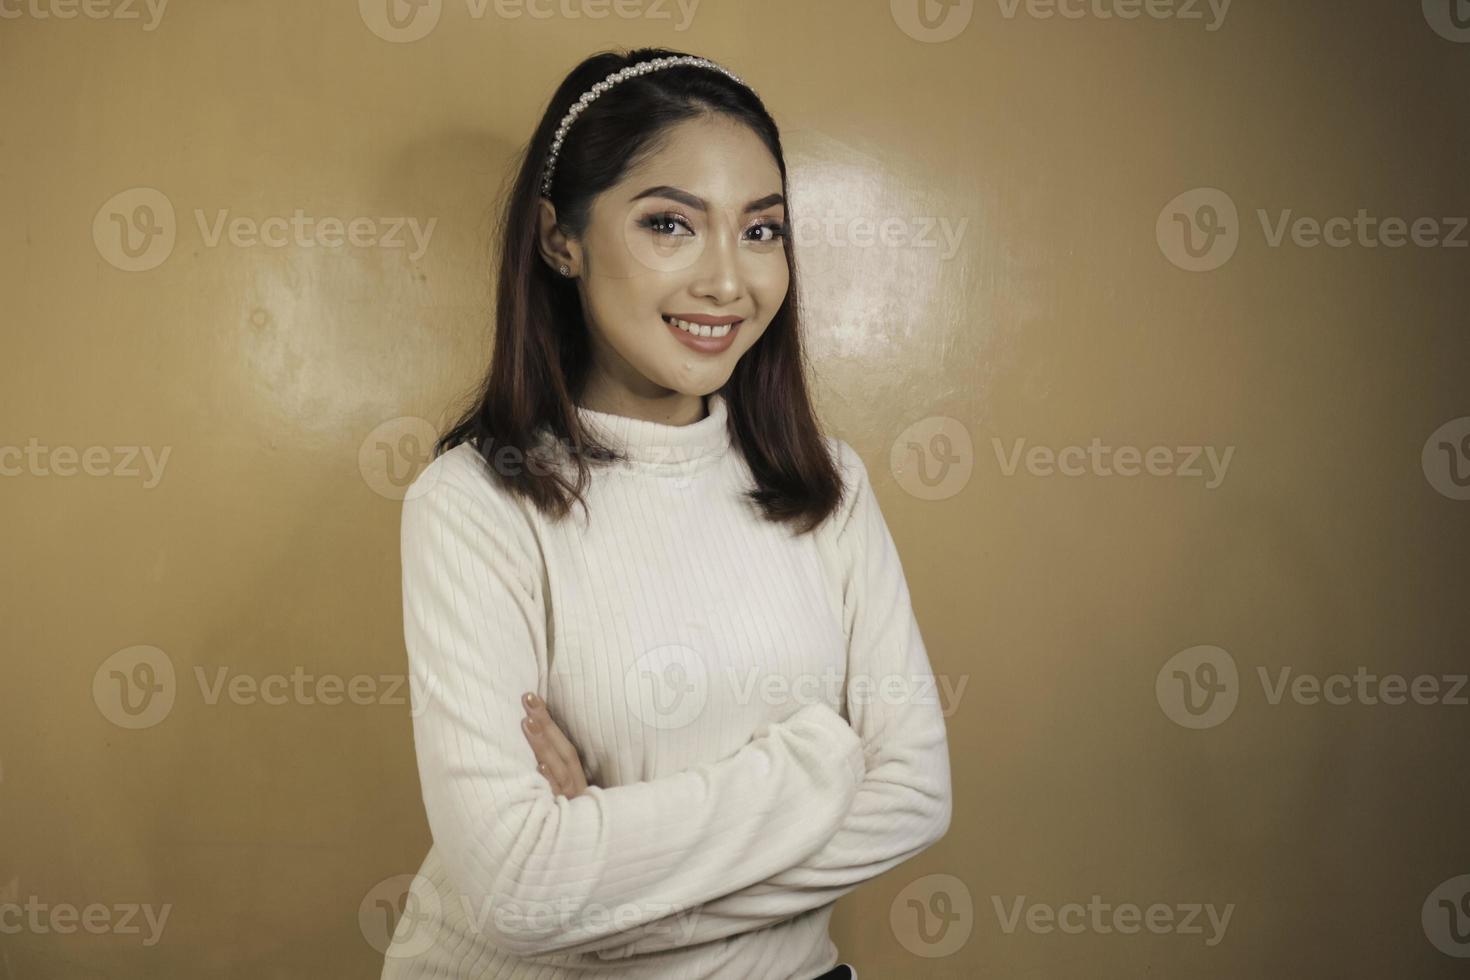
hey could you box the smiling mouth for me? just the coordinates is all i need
[662,314,742,339]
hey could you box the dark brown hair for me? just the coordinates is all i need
[434,46,846,534]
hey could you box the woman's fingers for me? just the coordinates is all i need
[533,709,588,794]
[520,693,589,798]
[535,759,564,797]
[532,706,586,796]
[522,714,570,795]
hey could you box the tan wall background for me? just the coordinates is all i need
[3,1,1467,977]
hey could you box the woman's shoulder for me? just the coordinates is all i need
[824,435,864,481]
[403,441,536,526]
[822,435,872,527]
[397,443,548,612]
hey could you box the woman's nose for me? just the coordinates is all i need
[690,214,744,303]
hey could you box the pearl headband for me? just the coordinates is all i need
[539,55,749,198]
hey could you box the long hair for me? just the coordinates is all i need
[434,46,847,534]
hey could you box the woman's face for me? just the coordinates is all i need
[545,114,790,412]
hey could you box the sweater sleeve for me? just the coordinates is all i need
[592,438,954,958]
[399,456,868,960]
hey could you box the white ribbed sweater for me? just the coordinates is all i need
[382,391,952,979]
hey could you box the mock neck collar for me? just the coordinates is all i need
[575,391,732,474]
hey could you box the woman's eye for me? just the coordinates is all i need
[639,213,786,243]
[748,219,787,243]
[641,212,694,237]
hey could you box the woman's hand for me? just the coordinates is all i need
[520,692,592,799]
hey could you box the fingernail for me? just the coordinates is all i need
[523,693,539,708]
[524,716,539,733]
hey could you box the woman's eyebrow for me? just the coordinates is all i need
[629,185,784,214]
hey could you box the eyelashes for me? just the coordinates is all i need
[638,211,787,243]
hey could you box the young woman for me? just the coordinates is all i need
[383,47,952,980]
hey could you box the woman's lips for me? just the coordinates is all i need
[663,314,741,353]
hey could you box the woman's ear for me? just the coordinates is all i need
[536,197,579,277]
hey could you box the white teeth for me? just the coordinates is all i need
[664,315,733,339]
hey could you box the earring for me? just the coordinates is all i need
[559,264,571,277]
